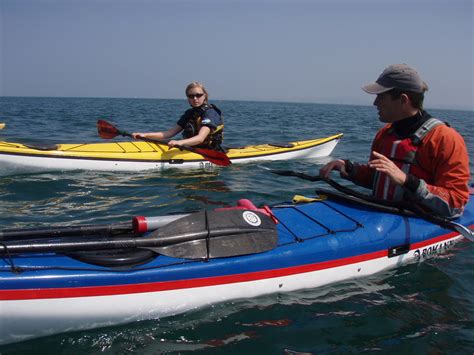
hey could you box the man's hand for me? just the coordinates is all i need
[368,151,407,186]
[319,159,349,178]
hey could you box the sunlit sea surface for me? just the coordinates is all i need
[0,97,473,354]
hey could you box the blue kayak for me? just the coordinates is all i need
[1,190,473,345]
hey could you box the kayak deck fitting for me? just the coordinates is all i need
[0,133,342,175]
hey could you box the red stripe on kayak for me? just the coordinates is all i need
[0,232,463,301]
[410,230,460,249]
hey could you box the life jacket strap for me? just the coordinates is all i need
[410,117,445,145]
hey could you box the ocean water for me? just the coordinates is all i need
[0,97,473,354]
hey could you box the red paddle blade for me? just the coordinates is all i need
[97,120,121,139]
[192,147,232,167]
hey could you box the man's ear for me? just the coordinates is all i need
[400,93,411,105]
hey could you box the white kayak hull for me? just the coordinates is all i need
[1,234,462,344]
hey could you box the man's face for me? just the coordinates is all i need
[373,92,404,123]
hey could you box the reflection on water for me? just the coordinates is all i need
[0,169,235,227]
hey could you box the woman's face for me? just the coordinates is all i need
[186,88,206,108]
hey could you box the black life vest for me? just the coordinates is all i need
[182,104,224,150]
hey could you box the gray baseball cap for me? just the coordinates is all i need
[362,64,428,94]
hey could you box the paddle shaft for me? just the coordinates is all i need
[97,120,231,166]
[0,226,271,254]
[126,132,230,165]
[0,215,187,241]
[0,222,132,241]
[119,130,186,152]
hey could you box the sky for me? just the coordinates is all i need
[0,0,473,110]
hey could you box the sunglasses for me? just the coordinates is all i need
[187,93,205,99]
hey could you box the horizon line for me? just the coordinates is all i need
[0,95,472,112]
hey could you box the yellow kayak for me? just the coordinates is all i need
[0,133,342,175]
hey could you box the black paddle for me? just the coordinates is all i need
[0,214,187,242]
[263,166,474,242]
[0,209,278,259]
[0,222,133,241]
[261,167,325,182]
[97,120,231,167]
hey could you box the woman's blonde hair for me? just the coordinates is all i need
[185,81,209,103]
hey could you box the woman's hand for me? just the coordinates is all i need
[168,126,210,148]
[167,140,181,148]
[132,133,145,139]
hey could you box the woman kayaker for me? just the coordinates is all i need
[319,64,470,218]
[132,81,224,151]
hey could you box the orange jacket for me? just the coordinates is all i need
[349,120,470,218]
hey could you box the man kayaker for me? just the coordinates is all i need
[132,81,224,151]
[319,63,470,218]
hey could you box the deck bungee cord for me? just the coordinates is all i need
[263,166,474,242]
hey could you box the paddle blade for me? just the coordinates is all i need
[191,147,232,167]
[149,209,278,258]
[154,231,276,258]
[97,119,121,139]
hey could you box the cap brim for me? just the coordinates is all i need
[362,82,393,94]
